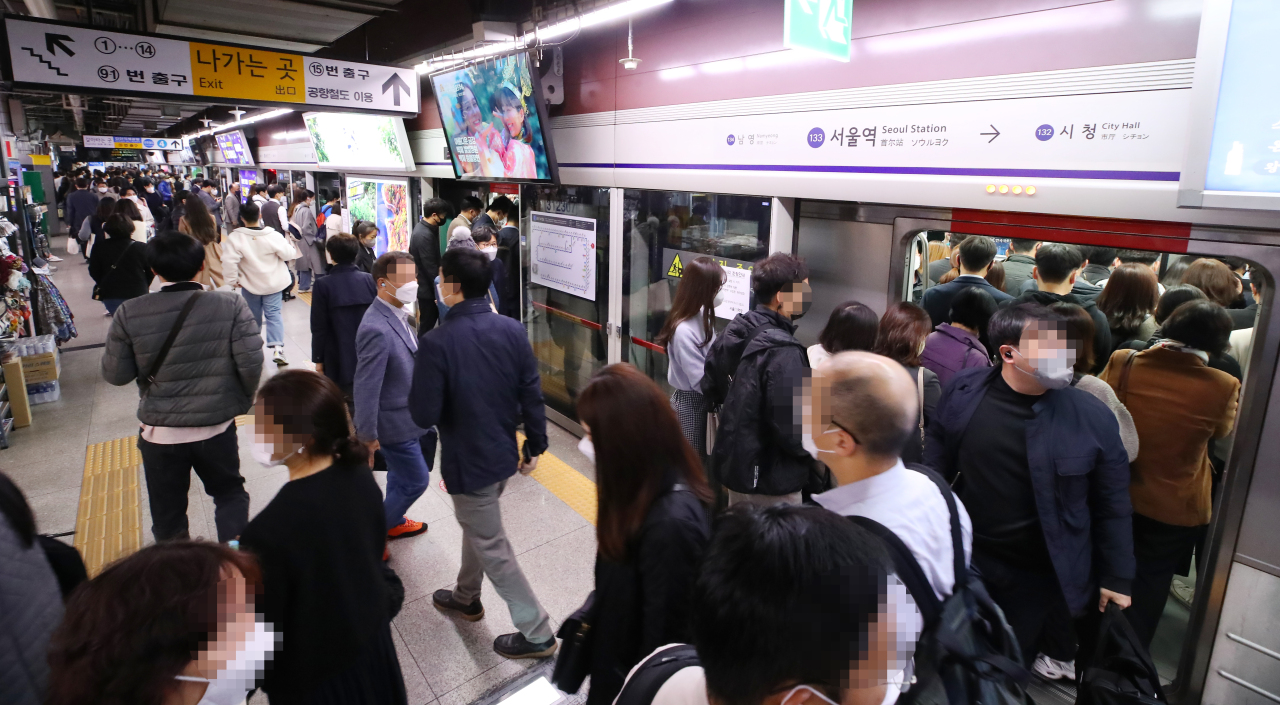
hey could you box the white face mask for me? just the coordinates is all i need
[1008,346,1074,390]
[174,620,277,705]
[713,289,726,308]
[145,186,155,193]
[480,245,498,261]
[383,279,419,305]
[97,186,107,193]
[577,435,595,464]
[251,440,303,467]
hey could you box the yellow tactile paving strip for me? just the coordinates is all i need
[519,432,597,526]
[295,291,312,306]
[74,436,143,577]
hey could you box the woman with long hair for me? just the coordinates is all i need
[575,363,712,705]
[807,300,878,367]
[89,214,152,315]
[871,302,940,463]
[655,255,724,459]
[112,197,148,242]
[239,370,407,704]
[46,542,271,705]
[80,196,115,259]
[1182,257,1253,329]
[1097,263,1160,351]
[178,193,224,288]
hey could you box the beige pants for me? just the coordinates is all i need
[726,489,803,508]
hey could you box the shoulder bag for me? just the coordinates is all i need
[91,241,138,301]
[138,292,202,397]
[551,590,596,693]
[917,366,926,447]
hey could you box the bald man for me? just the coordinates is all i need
[804,351,973,604]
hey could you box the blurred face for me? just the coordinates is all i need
[775,279,813,320]
[252,398,309,465]
[1000,321,1075,391]
[192,565,256,679]
[378,260,418,306]
[459,85,482,132]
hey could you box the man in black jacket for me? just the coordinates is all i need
[409,197,452,332]
[1009,242,1112,371]
[921,235,1013,325]
[701,253,816,506]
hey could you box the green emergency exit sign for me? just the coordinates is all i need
[784,0,853,62]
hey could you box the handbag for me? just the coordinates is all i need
[91,241,138,301]
[551,590,597,693]
[1078,602,1166,704]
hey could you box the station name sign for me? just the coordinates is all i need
[4,17,419,116]
[84,135,183,150]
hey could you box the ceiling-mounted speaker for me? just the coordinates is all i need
[541,47,564,105]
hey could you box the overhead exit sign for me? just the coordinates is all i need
[784,0,853,62]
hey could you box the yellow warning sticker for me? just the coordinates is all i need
[667,253,683,278]
[189,43,305,103]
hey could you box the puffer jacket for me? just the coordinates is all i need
[102,284,264,426]
[701,307,816,495]
[0,515,63,705]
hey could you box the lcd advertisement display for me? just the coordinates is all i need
[346,176,409,256]
[1202,1,1280,194]
[431,52,558,182]
[303,112,413,171]
[216,130,255,166]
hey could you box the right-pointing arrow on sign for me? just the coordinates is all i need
[382,73,410,107]
[980,125,1001,143]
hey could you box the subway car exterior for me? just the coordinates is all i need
[408,1,1280,702]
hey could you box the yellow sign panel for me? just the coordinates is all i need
[113,139,143,149]
[188,43,305,103]
[667,253,684,278]
[29,154,50,165]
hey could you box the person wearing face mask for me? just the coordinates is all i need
[354,252,433,546]
[869,302,940,465]
[700,252,817,508]
[239,371,409,704]
[198,180,222,230]
[924,303,1134,670]
[46,542,275,705]
[261,184,287,234]
[615,505,908,705]
[409,198,452,330]
[140,177,167,221]
[1008,242,1112,372]
[290,187,325,293]
[410,247,556,659]
[572,364,713,705]
[222,182,243,236]
[353,220,378,273]
[655,256,725,464]
[223,201,300,367]
[102,233,262,543]
[471,222,508,311]
[434,229,501,320]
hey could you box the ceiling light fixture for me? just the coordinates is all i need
[181,108,293,142]
[619,18,641,70]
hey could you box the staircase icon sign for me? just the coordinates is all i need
[667,254,684,278]
[21,47,67,77]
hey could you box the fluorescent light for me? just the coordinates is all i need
[181,109,293,142]
[272,130,310,141]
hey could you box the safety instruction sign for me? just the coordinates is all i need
[660,248,754,320]
[530,211,597,301]
[4,17,419,115]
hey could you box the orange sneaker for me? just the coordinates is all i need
[388,517,428,540]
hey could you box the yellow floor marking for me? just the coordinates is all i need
[236,415,251,427]
[295,291,312,306]
[519,432,597,526]
[75,436,143,577]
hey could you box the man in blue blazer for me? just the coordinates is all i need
[921,235,1013,326]
[354,251,432,543]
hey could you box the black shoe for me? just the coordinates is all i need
[494,632,557,659]
[433,589,484,622]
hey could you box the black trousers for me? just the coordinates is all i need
[137,424,249,542]
[417,292,439,333]
[1129,513,1204,650]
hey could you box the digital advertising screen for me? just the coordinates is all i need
[303,113,413,171]
[346,176,409,256]
[216,130,255,166]
[430,52,558,182]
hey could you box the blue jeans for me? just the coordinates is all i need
[241,290,284,347]
[103,298,127,314]
[299,270,313,292]
[381,432,435,529]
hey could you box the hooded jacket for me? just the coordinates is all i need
[1010,289,1112,373]
[700,307,816,495]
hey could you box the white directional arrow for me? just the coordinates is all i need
[819,0,849,44]
[797,0,815,13]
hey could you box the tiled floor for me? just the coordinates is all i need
[9,235,599,705]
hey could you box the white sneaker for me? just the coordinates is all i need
[1033,653,1074,681]
[272,347,288,367]
[1171,579,1195,609]
[47,254,63,262]
[1054,658,1076,681]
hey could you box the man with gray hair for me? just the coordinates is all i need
[805,351,973,606]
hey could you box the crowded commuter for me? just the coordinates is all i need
[614,504,902,705]
[411,198,452,331]
[1098,300,1239,649]
[471,222,509,312]
[0,473,63,705]
[323,192,344,240]
[807,299,878,367]
[871,302,940,464]
[1231,277,1263,379]
[63,177,99,238]
[1010,242,1112,371]
[312,234,376,396]
[354,251,433,544]
[924,303,1134,667]
[46,541,272,705]
[411,247,557,659]
[498,200,522,317]
[1071,245,1117,302]
[928,232,963,283]
[701,252,816,507]
[262,184,287,233]
[156,173,173,205]
[1049,301,1140,464]
[78,196,113,258]
[1096,262,1160,352]
[808,351,973,603]
[471,195,508,234]
[102,232,263,542]
[250,183,270,211]
[434,230,501,319]
[112,195,149,242]
[656,255,724,459]
[1002,238,1040,294]
[121,185,156,236]
[1120,285,1244,381]
[354,219,378,273]
[1104,250,1164,293]
[88,214,152,315]
[223,201,299,367]
[140,177,166,221]
[921,285,996,386]
[290,188,325,293]
[985,260,1006,292]
[94,178,115,203]
[575,364,713,705]
[1182,258,1255,329]
[240,370,409,704]
[222,182,242,234]
[177,193,224,289]
[452,195,483,238]
[198,180,221,230]
[921,235,1012,325]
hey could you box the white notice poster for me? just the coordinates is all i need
[714,265,752,320]
[530,211,597,301]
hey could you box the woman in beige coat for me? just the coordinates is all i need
[177,193,224,288]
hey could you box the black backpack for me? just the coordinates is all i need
[849,465,1032,705]
[613,644,701,705]
[1077,602,1167,704]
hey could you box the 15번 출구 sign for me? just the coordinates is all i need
[4,17,419,115]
